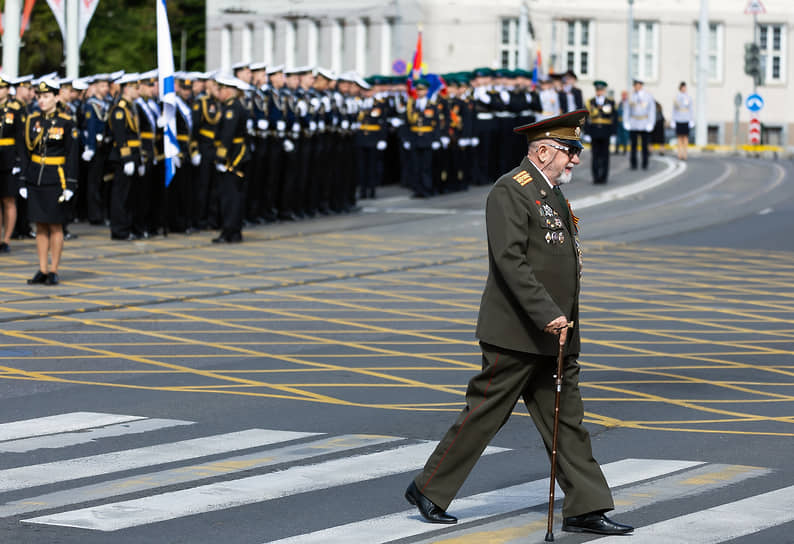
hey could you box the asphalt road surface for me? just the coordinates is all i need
[1,151,793,544]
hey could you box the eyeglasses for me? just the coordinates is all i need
[545,142,582,158]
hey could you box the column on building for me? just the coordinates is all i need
[355,18,368,75]
[275,19,298,67]
[303,19,319,67]
[328,19,344,74]
[220,24,232,73]
[240,23,253,64]
[262,22,275,65]
[369,17,393,76]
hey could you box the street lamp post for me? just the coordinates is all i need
[627,0,634,92]
[695,0,708,146]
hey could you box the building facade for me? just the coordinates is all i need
[206,0,793,147]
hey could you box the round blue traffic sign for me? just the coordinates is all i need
[745,93,764,112]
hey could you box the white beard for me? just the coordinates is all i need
[558,169,573,185]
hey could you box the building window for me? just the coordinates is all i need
[758,23,786,83]
[694,22,723,83]
[631,21,658,82]
[563,20,592,77]
[499,18,518,70]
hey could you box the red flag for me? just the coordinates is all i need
[411,29,422,80]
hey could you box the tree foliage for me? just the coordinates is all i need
[8,0,205,77]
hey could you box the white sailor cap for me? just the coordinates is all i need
[354,77,370,90]
[13,74,34,86]
[337,71,357,83]
[231,61,251,72]
[214,72,243,89]
[139,69,158,81]
[35,77,60,93]
[109,70,125,81]
[72,78,90,91]
[266,64,284,75]
[316,67,336,81]
[249,62,267,71]
[115,72,139,86]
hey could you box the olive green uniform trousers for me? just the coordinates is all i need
[413,341,614,518]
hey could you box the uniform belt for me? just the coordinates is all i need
[592,119,613,124]
[410,126,433,133]
[0,137,15,146]
[176,135,189,142]
[31,154,65,165]
[359,124,382,131]
[476,113,494,120]
[199,128,215,139]
[232,137,244,143]
[518,110,534,116]
[127,140,141,147]
[140,132,154,139]
[494,112,514,118]
[631,115,647,120]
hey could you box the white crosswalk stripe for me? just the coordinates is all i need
[590,485,794,544]
[2,412,792,544]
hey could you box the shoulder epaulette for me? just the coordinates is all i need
[58,113,72,121]
[512,170,533,186]
[8,101,20,110]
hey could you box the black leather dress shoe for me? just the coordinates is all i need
[562,513,633,535]
[0,241,9,253]
[27,271,47,284]
[45,272,60,285]
[211,235,228,244]
[404,481,457,524]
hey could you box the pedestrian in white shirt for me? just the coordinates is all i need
[671,81,694,161]
[623,79,655,170]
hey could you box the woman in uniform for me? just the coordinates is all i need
[18,78,78,285]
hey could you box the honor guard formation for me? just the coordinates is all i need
[0,65,630,282]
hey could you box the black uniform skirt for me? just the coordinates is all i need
[0,170,16,198]
[28,184,69,224]
[675,122,691,137]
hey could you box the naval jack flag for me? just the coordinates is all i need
[156,0,178,187]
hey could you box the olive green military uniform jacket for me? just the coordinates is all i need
[475,156,582,356]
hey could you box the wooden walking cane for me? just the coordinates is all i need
[545,321,574,542]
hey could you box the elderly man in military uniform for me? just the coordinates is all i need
[585,80,617,184]
[624,79,655,170]
[404,109,633,537]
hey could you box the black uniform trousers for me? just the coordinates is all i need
[410,147,434,197]
[629,130,650,169]
[591,137,611,184]
[109,163,135,238]
[414,341,614,518]
[356,145,383,199]
[195,144,217,229]
[84,151,108,224]
[218,169,244,240]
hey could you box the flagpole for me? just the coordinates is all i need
[65,0,79,78]
[2,0,21,78]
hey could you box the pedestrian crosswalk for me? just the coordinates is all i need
[0,411,792,543]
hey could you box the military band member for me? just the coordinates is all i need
[12,76,36,240]
[18,78,79,285]
[585,80,617,184]
[354,78,388,200]
[82,73,111,225]
[107,74,142,241]
[212,75,250,243]
[0,75,25,253]
[624,79,655,170]
[404,78,440,198]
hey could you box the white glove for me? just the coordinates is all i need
[440,136,450,148]
[191,153,201,166]
[276,120,286,131]
[173,155,182,169]
[292,123,301,134]
[318,120,326,131]
[689,121,695,129]
[123,161,135,176]
[341,120,350,130]
[458,138,470,147]
[247,118,256,135]
[82,149,95,162]
[309,121,317,132]
[582,134,592,143]
[138,164,146,176]
[62,189,74,201]
[19,187,27,199]
[431,141,441,150]
[156,116,167,128]
[11,166,21,175]
[389,118,402,128]
[257,119,269,130]
[646,124,654,133]
[283,139,295,153]
[402,141,411,150]
[471,136,480,147]
[376,140,387,151]
[215,163,227,172]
